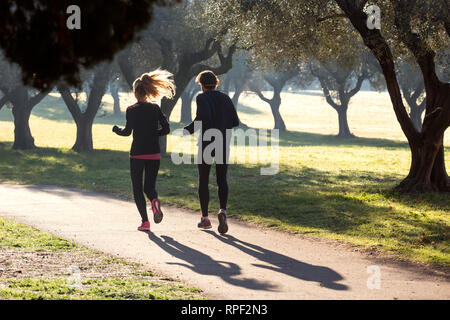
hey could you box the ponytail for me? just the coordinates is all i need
[133,69,176,103]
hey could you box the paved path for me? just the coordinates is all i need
[0,183,448,300]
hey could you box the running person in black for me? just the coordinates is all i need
[113,69,175,232]
[184,70,240,234]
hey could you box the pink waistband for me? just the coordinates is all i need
[130,153,161,160]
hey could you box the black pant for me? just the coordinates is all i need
[198,162,228,217]
[130,159,160,222]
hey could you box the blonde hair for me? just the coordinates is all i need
[133,69,176,103]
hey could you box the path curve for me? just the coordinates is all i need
[0,183,448,299]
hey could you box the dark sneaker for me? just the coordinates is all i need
[218,210,228,234]
[152,198,163,224]
[197,217,212,229]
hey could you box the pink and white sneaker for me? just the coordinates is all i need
[137,221,150,232]
[152,198,163,224]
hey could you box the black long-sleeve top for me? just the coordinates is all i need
[184,90,239,136]
[114,102,170,155]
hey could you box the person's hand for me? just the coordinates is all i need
[112,125,119,133]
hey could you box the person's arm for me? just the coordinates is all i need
[184,94,211,134]
[157,108,170,136]
[113,109,132,136]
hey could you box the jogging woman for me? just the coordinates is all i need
[184,70,240,234]
[113,69,175,232]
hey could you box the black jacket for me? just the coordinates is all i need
[184,90,239,135]
[114,102,170,155]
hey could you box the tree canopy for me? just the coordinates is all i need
[0,0,180,90]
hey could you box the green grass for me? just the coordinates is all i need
[0,278,203,300]
[0,217,77,251]
[0,91,449,270]
[0,217,205,300]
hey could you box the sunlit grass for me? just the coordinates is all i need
[0,90,449,269]
[0,217,205,300]
[0,278,203,300]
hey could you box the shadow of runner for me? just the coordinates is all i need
[205,231,349,291]
[147,233,278,292]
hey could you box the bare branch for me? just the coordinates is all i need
[27,88,51,110]
[0,95,9,111]
[58,85,82,122]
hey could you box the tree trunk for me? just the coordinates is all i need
[269,92,286,131]
[111,87,121,116]
[270,103,286,131]
[59,65,110,153]
[231,87,243,107]
[180,90,193,123]
[159,135,167,157]
[396,81,450,192]
[72,117,94,152]
[221,73,231,95]
[117,51,136,90]
[0,95,8,111]
[10,86,36,150]
[430,142,450,191]
[336,106,353,138]
[12,105,35,150]
[334,1,449,193]
[161,71,191,120]
[397,137,449,192]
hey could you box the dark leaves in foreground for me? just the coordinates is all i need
[0,0,181,89]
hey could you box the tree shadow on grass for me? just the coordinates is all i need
[277,130,412,149]
[203,230,348,291]
[0,144,448,259]
[236,102,264,115]
[226,163,449,246]
[147,233,278,291]
[289,90,324,97]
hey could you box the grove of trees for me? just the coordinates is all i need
[0,0,448,193]
[205,0,450,192]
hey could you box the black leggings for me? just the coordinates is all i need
[198,163,228,217]
[130,159,160,222]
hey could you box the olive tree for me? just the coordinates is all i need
[0,59,50,149]
[206,0,450,192]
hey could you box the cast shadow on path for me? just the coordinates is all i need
[204,231,349,291]
[147,233,278,292]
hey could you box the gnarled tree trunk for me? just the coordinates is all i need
[336,0,449,192]
[12,103,35,150]
[180,93,193,123]
[110,83,121,116]
[180,79,199,123]
[336,105,352,138]
[269,91,286,131]
[311,62,364,139]
[397,85,450,192]
[59,64,111,153]
[2,86,49,150]
[251,72,297,131]
[231,86,244,108]
[72,117,94,153]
